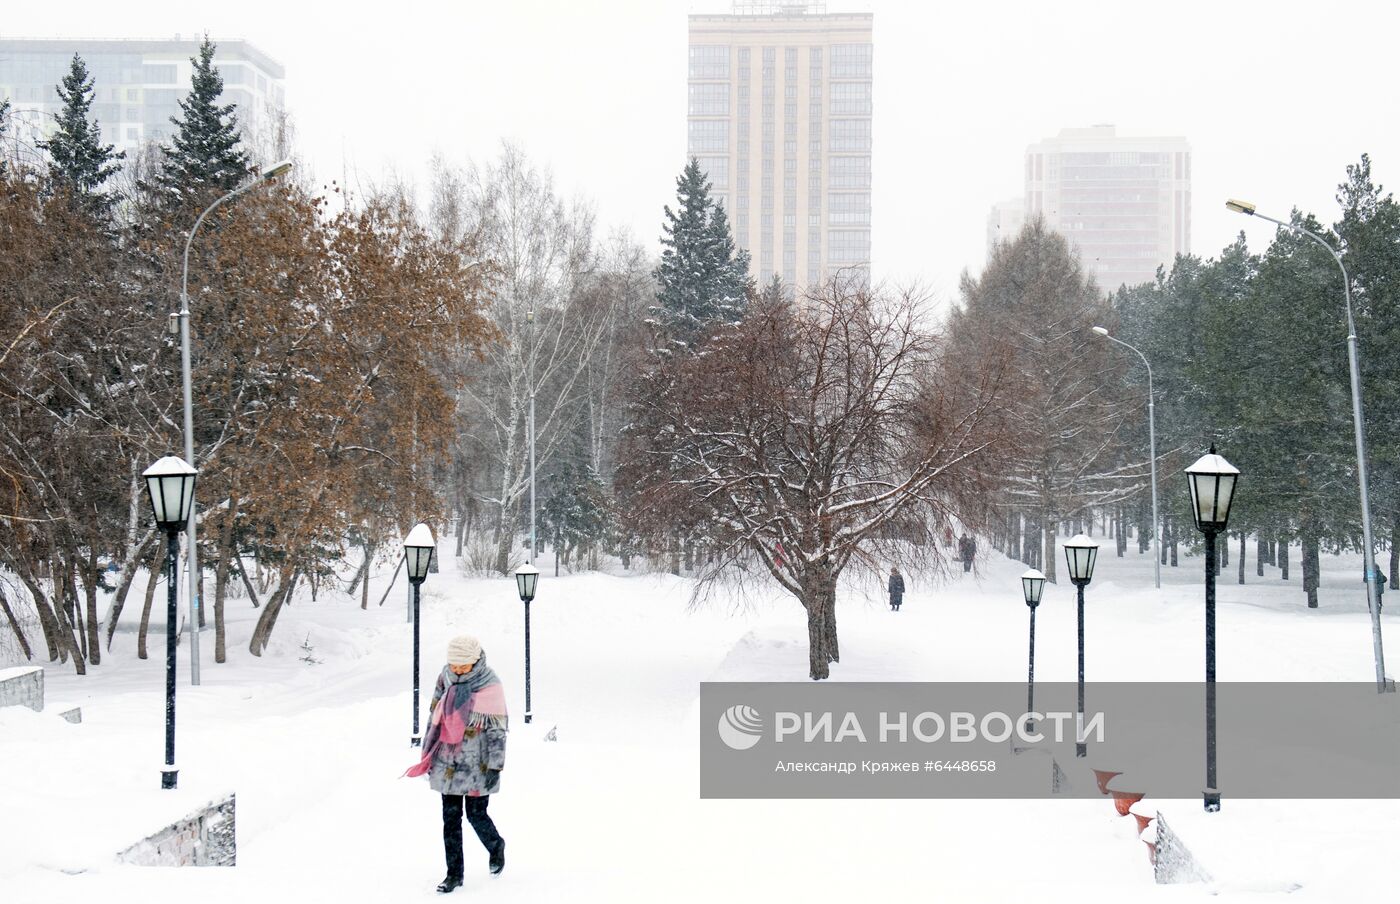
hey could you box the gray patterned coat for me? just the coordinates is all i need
[427,664,508,797]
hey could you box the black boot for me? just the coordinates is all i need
[489,839,505,875]
[437,876,463,894]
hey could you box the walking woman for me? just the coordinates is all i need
[888,566,905,611]
[405,634,508,894]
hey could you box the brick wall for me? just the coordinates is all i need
[117,795,236,867]
[0,666,44,711]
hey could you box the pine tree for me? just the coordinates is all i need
[653,157,752,347]
[38,55,124,216]
[146,36,251,214]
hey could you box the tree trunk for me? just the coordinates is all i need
[1169,518,1179,567]
[1043,516,1058,584]
[1238,531,1246,585]
[1302,526,1320,608]
[105,534,157,650]
[361,542,373,610]
[683,538,694,572]
[669,535,680,576]
[138,558,160,660]
[1390,517,1399,589]
[1279,538,1290,581]
[376,555,404,607]
[248,566,298,656]
[0,583,33,661]
[235,556,262,608]
[1219,533,1229,570]
[214,492,239,664]
[83,546,101,665]
[1257,535,1266,577]
[52,560,85,675]
[64,557,88,665]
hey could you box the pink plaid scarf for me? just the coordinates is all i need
[404,659,508,778]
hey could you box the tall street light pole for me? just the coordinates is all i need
[528,308,536,567]
[142,456,198,790]
[177,159,294,686]
[514,563,538,724]
[1226,199,1390,693]
[1021,569,1047,733]
[1063,534,1099,758]
[404,524,435,747]
[1092,327,1160,589]
[1186,445,1240,812]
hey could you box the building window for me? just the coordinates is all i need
[763,140,775,157]
[698,156,730,190]
[784,193,796,211]
[762,175,774,192]
[689,45,730,79]
[785,121,797,137]
[809,176,822,192]
[739,47,750,64]
[783,174,796,191]
[738,102,750,119]
[763,46,776,62]
[785,84,797,99]
[830,119,872,153]
[785,158,797,173]
[810,137,822,155]
[785,47,797,64]
[738,84,750,99]
[689,83,730,116]
[809,213,822,227]
[762,156,774,172]
[763,103,775,120]
[785,103,797,119]
[688,120,729,153]
[828,229,871,263]
[830,44,873,79]
[828,192,871,226]
[783,213,796,227]
[829,156,872,189]
[830,82,872,116]
[784,140,797,156]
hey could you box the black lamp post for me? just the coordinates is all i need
[404,523,435,747]
[142,455,197,790]
[514,563,539,724]
[1063,533,1099,757]
[1185,444,1239,812]
[1021,568,1047,734]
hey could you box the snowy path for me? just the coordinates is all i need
[3,544,1395,901]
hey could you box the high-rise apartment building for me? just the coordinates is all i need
[985,198,1025,263]
[687,2,872,291]
[0,37,284,160]
[988,125,1191,291]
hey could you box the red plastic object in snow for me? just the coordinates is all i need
[1132,812,1155,835]
[1092,768,1122,795]
[1143,839,1157,866]
[1112,790,1145,816]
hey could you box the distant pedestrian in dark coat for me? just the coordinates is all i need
[405,635,508,894]
[959,534,977,573]
[888,566,905,610]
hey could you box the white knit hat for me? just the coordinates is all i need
[446,634,482,667]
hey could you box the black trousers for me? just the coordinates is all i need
[442,794,503,879]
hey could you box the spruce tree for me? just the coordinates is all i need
[0,99,9,175]
[39,55,124,215]
[147,36,251,213]
[653,157,752,347]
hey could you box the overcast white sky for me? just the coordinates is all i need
[7,0,1397,302]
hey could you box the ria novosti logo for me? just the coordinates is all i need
[717,704,764,750]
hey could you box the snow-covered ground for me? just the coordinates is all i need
[2,540,1394,902]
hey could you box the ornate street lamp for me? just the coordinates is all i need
[142,455,197,790]
[514,562,539,724]
[1185,444,1240,812]
[405,523,435,747]
[1021,569,1047,733]
[1064,533,1099,757]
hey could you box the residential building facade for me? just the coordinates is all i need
[0,37,285,162]
[687,2,873,291]
[991,125,1191,291]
